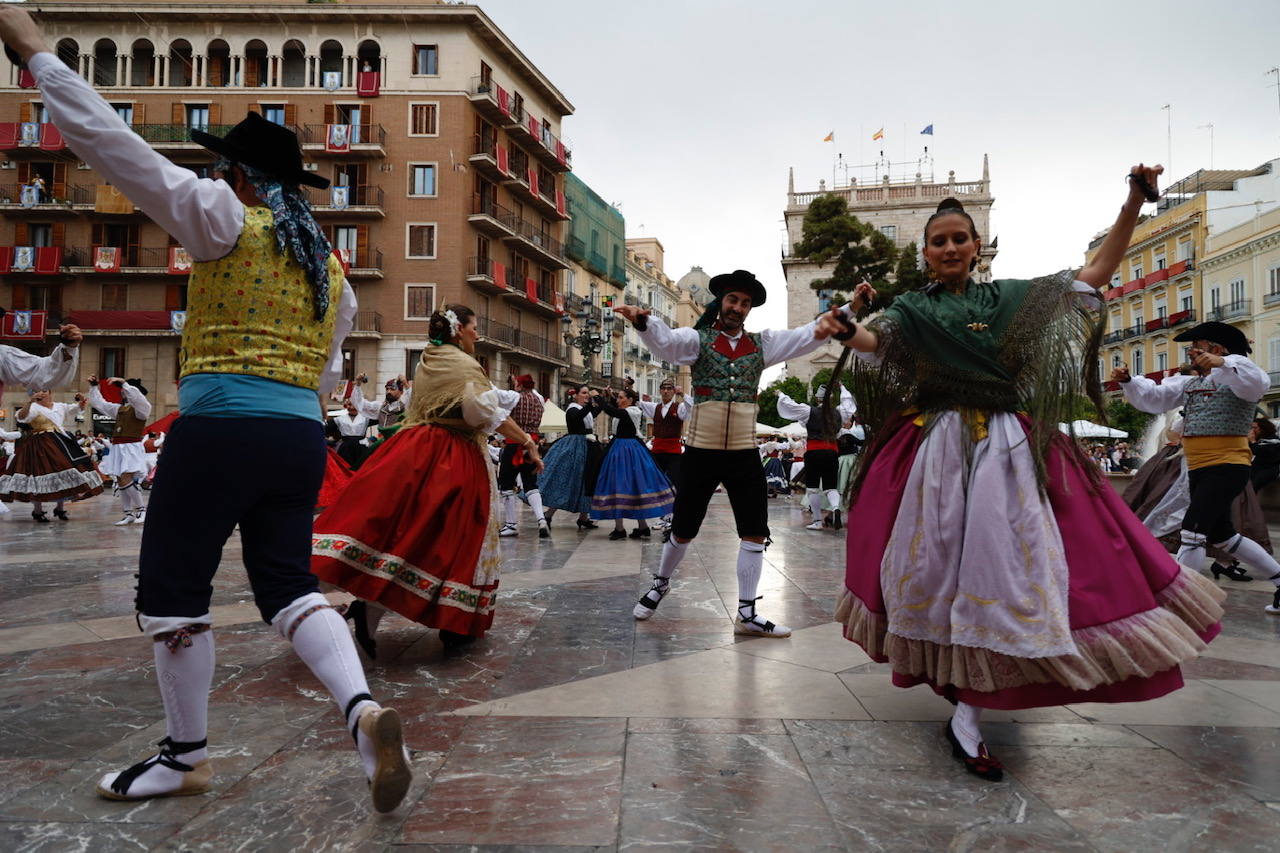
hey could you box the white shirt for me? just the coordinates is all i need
[89,383,154,424]
[331,412,371,438]
[775,387,856,425]
[635,317,826,370]
[638,399,691,421]
[1121,355,1270,413]
[27,51,357,397]
[0,343,79,391]
[350,383,413,420]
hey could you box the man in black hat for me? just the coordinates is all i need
[0,7,410,810]
[615,270,845,637]
[1114,321,1280,611]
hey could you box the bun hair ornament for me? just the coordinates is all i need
[444,309,461,338]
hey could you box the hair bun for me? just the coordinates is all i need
[936,197,965,214]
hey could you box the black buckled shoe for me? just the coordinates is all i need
[1210,561,1252,582]
[944,719,1004,782]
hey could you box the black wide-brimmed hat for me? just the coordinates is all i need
[1172,321,1252,355]
[709,269,767,307]
[191,112,330,189]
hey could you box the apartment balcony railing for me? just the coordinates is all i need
[0,183,95,212]
[585,250,607,277]
[468,196,517,238]
[298,124,387,155]
[66,246,179,272]
[346,248,383,279]
[306,185,384,216]
[475,315,567,362]
[132,123,236,147]
[1264,291,1280,307]
[1208,300,1252,321]
[498,212,568,269]
[610,263,627,286]
[350,311,382,336]
[1144,317,1167,333]
[788,178,990,209]
[466,256,513,295]
[1167,308,1196,327]
[1103,329,1128,345]
[565,234,587,262]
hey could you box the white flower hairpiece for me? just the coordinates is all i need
[444,309,461,338]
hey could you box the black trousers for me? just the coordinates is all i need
[651,450,682,495]
[1183,463,1251,544]
[497,442,539,492]
[336,435,365,469]
[670,447,769,540]
[137,416,325,623]
[803,449,839,490]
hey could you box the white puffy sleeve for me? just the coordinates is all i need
[462,384,520,434]
[775,392,811,423]
[120,383,153,419]
[88,384,119,418]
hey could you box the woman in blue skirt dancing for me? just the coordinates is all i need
[541,384,604,531]
[592,388,676,540]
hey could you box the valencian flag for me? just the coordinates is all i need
[871,128,884,141]
[921,124,934,135]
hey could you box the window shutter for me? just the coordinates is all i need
[165,283,183,311]
[208,57,223,88]
[285,103,297,127]
[324,104,335,125]
[171,102,184,124]
[53,163,67,199]
[244,59,258,89]
[356,224,369,268]
[361,103,372,132]
[15,222,28,245]
[92,223,105,248]
[52,223,66,247]
[209,103,221,125]
[17,162,30,184]
[132,102,145,125]
[19,103,31,123]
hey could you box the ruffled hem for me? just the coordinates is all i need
[834,564,1224,694]
[0,467,105,502]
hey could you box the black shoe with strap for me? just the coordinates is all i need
[97,736,211,800]
[31,510,49,523]
[608,529,627,541]
[1210,561,1252,582]
[944,719,1004,781]
[53,508,69,521]
[628,527,651,539]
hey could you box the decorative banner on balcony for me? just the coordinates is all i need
[12,246,34,271]
[325,123,351,153]
[20,184,40,208]
[527,167,539,198]
[94,246,121,273]
[168,246,193,274]
[331,379,355,403]
[19,122,39,147]
[555,189,566,218]
[34,246,62,274]
[496,86,510,118]
[94,184,134,214]
[334,248,352,274]
[169,310,187,333]
[553,292,565,315]
[0,246,12,272]
[526,115,540,139]
[322,71,343,92]
[356,71,380,97]
[524,277,538,302]
[39,123,65,151]
[0,122,18,148]
[496,145,509,175]
[18,69,35,89]
[2,309,45,340]
[331,185,350,210]
[492,260,508,289]
[555,140,567,166]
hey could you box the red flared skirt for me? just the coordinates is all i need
[311,424,497,636]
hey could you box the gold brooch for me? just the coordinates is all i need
[966,323,990,332]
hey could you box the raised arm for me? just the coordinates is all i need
[0,341,79,389]
[1113,366,1190,414]
[775,392,811,423]
[120,383,153,420]
[614,306,701,365]
[87,382,119,418]
[1077,164,1164,290]
[348,378,383,419]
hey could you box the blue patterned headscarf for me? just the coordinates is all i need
[214,158,333,321]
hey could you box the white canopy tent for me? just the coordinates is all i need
[779,422,807,438]
[1060,420,1127,439]
[539,399,568,434]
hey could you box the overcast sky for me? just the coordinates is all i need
[481,0,1280,380]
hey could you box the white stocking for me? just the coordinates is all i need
[1177,530,1208,571]
[735,540,766,604]
[825,489,841,513]
[527,489,546,522]
[1215,533,1280,585]
[502,491,518,526]
[952,701,984,757]
[657,537,689,579]
[807,490,824,519]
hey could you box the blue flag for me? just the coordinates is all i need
[921,124,934,135]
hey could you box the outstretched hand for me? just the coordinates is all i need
[0,6,48,63]
[814,309,847,341]
[613,305,650,328]
[851,282,878,315]
[1126,163,1164,204]
[1109,366,1132,383]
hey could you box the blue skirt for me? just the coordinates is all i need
[591,437,675,520]
[539,434,602,513]
[763,457,790,492]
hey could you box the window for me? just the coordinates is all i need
[29,224,53,247]
[412,44,438,76]
[1177,239,1193,262]
[1132,349,1144,375]
[102,283,128,311]
[409,103,438,136]
[1157,352,1168,372]
[1210,286,1221,309]
[1154,253,1167,270]
[1110,274,1121,288]
[1133,312,1143,330]
[409,164,437,197]
[1132,265,1143,281]
[332,226,357,265]
[405,284,435,320]
[405,349,423,377]
[1155,301,1167,320]
[1180,289,1193,312]
[112,103,133,124]
[186,104,209,130]
[1230,277,1246,306]
[1269,266,1280,296]
[261,104,286,126]
[100,347,125,379]
[406,224,436,259]
[880,225,897,241]
[1270,338,1280,372]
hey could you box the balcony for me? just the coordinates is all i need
[67,246,181,275]
[1146,268,1170,286]
[63,310,181,334]
[0,122,73,159]
[468,197,517,238]
[468,77,519,125]
[0,183,91,216]
[1144,317,1167,333]
[346,248,383,280]
[1167,259,1194,279]
[1264,291,1280,307]
[469,136,510,182]
[565,234,587,263]
[133,123,236,151]
[466,256,513,296]
[528,123,571,173]
[0,245,81,274]
[585,250,608,277]
[349,311,382,338]
[1207,300,1252,322]
[503,167,567,220]
[498,213,569,270]
[501,277,564,319]
[1103,286,1123,300]
[298,124,387,158]
[1121,277,1146,295]
[1103,329,1128,345]
[475,314,567,364]
[306,185,384,218]
[1167,308,1196,327]
[609,263,627,287]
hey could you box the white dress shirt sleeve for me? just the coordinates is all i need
[761,320,823,369]
[27,52,244,262]
[120,384,153,420]
[1121,372,1192,414]
[88,384,119,418]
[0,343,79,390]
[463,385,521,434]
[348,378,383,419]
[1213,355,1271,403]
[637,400,658,420]
[775,392,811,423]
[315,280,358,397]
[635,318,701,365]
[838,386,857,420]
[677,399,692,420]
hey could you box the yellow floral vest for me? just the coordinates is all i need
[180,205,344,390]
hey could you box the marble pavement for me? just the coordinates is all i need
[3,492,1280,852]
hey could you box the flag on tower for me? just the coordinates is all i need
[822,131,834,142]
[921,124,934,135]
[871,128,884,141]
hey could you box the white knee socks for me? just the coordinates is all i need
[1177,531,1208,570]
[807,490,824,518]
[502,491,517,526]
[736,540,767,603]
[952,701,984,757]
[657,537,689,579]
[1215,534,1280,585]
[527,489,546,523]
[825,489,841,513]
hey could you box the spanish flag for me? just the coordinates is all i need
[871,128,884,141]
[822,131,834,142]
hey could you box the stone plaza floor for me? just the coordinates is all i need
[2,492,1280,852]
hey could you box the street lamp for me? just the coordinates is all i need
[563,303,605,382]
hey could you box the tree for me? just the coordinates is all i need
[809,367,856,399]
[756,376,808,428]
[793,194,898,308]
[882,241,928,307]
[1104,399,1156,445]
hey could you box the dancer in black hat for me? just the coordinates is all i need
[1115,321,1280,613]
[0,7,410,810]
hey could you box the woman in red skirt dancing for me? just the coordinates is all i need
[311,305,542,656]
